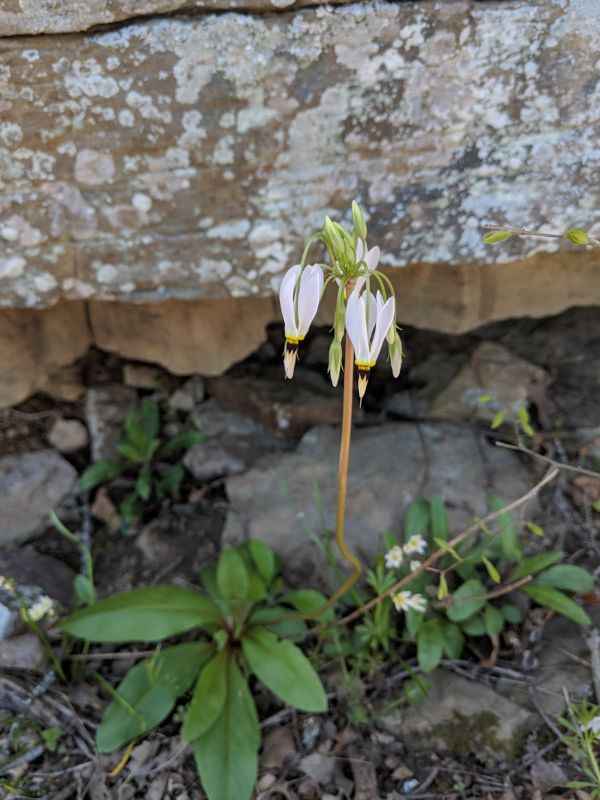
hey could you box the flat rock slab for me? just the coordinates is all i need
[381,670,536,761]
[223,421,534,572]
[0,1,596,311]
[0,450,77,544]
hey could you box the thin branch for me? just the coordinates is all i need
[482,224,565,240]
[496,440,600,479]
[335,468,559,627]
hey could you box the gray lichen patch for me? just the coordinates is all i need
[0,0,596,312]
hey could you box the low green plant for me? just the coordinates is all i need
[559,695,600,796]
[61,540,328,800]
[79,396,203,526]
[333,494,593,683]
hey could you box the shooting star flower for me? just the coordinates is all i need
[279,264,323,379]
[345,285,395,401]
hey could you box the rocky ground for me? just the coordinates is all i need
[2,305,600,799]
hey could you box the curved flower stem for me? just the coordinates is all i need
[287,282,362,622]
[330,311,363,598]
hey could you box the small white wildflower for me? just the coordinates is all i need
[585,716,600,735]
[385,545,404,569]
[407,593,427,613]
[404,534,427,556]
[27,595,55,622]
[409,559,421,573]
[0,575,15,593]
[392,590,413,612]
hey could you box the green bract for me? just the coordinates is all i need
[61,541,328,800]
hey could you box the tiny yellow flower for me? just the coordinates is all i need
[0,575,15,594]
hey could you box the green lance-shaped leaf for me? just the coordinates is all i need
[140,397,160,440]
[417,619,444,673]
[217,549,249,602]
[281,589,335,622]
[565,228,590,245]
[97,642,211,753]
[500,604,522,624]
[441,621,464,658]
[429,495,448,542]
[248,539,276,585]
[61,586,223,642]
[161,429,204,457]
[523,585,591,626]
[79,460,124,491]
[484,604,504,637]
[182,649,228,741]
[195,658,260,800]
[404,498,429,538]
[482,230,514,244]
[242,627,327,712]
[534,564,594,592]
[488,494,522,561]
[446,578,487,622]
[461,614,485,636]
[511,550,564,580]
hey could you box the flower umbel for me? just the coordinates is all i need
[384,545,404,569]
[345,282,395,402]
[279,263,323,379]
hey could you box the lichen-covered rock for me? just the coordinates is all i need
[0,0,597,312]
[0,1,352,37]
[381,671,535,761]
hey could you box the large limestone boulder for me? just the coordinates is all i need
[0,0,598,404]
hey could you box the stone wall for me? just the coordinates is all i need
[0,0,599,405]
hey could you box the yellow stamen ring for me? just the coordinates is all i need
[286,335,304,345]
[355,361,375,370]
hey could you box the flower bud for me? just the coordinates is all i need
[351,200,367,241]
[565,228,589,245]
[388,329,403,378]
[328,338,343,387]
[334,297,346,342]
[324,216,345,263]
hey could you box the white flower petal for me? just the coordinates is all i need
[279,264,301,337]
[297,264,323,336]
[365,290,377,339]
[365,245,380,271]
[368,296,395,362]
[345,289,369,362]
[356,239,365,263]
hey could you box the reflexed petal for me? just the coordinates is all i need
[365,246,380,271]
[345,290,369,363]
[355,239,365,263]
[355,294,371,363]
[369,296,395,362]
[365,291,377,339]
[296,264,323,337]
[279,264,301,336]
